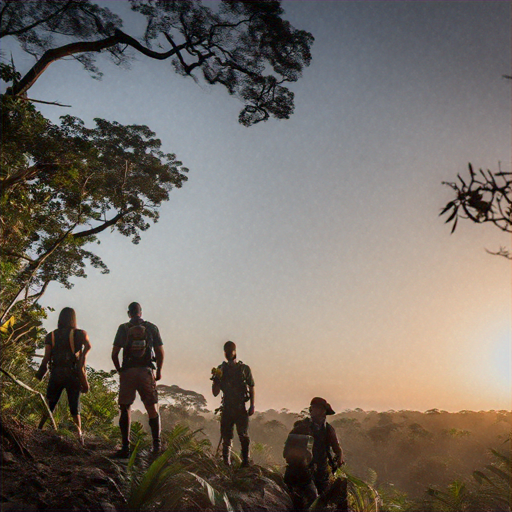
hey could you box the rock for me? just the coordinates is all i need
[72,467,110,485]
[34,463,46,473]
[0,502,38,512]
[25,477,44,492]
[2,452,15,464]
[99,502,117,512]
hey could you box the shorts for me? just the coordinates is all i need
[220,406,249,441]
[118,366,158,406]
[47,367,81,416]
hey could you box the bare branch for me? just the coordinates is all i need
[0,250,34,263]
[0,367,57,430]
[71,209,132,239]
[1,162,56,192]
[19,97,71,108]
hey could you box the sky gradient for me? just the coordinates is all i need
[5,1,511,413]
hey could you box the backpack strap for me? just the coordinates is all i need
[325,422,336,470]
[69,328,75,355]
[68,329,81,360]
[124,322,134,348]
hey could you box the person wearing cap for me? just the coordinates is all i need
[283,397,346,510]
[211,341,255,467]
[111,302,165,458]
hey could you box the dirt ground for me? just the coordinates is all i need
[1,417,297,512]
[1,417,128,512]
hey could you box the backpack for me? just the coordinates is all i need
[126,322,147,356]
[284,433,314,466]
[50,329,79,369]
[123,321,154,367]
[220,361,251,408]
[285,419,336,470]
[50,329,89,392]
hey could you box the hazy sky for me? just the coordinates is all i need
[5,1,511,413]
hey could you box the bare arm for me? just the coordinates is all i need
[248,385,255,416]
[212,379,221,397]
[154,345,164,381]
[79,331,91,368]
[36,344,52,380]
[328,425,344,465]
[112,345,122,373]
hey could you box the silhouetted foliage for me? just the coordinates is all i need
[1,0,313,126]
[440,163,511,258]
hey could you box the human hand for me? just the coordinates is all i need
[211,367,222,381]
[248,404,255,416]
[35,367,46,381]
[155,369,162,381]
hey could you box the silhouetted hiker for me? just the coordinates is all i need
[111,302,164,457]
[283,397,347,511]
[35,307,91,445]
[211,341,255,467]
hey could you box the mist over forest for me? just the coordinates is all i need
[129,384,512,500]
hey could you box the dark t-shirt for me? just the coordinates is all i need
[113,317,163,369]
[45,328,85,369]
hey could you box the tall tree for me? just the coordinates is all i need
[1,0,314,126]
[0,95,188,322]
[0,1,313,359]
[1,0,314,317]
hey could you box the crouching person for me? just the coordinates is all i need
[111,302,164,458]
[283,397,347,511]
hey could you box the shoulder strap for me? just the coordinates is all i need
[51,331,55,349]
[325,422,335,461]
[69,329,79,359]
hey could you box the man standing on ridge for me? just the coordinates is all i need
[112,302,164,457]
[211,341,255,467]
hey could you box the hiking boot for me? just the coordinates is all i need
[78,434,85,447]
[149,415,161,454]
[222,445,231,466]
[113,445,130,459]
[240,438,250,468]
[152,440,161,455]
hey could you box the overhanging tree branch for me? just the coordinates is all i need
[71,208,133,239]
[1,162,56,192]
[6,28,190,97]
